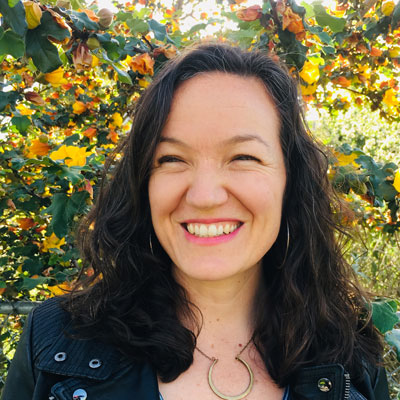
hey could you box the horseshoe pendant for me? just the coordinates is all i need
[208,356,254,400]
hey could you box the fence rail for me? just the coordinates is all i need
[1,301,399,397]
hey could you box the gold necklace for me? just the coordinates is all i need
[195,337,254,400]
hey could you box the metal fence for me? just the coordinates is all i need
[1,301,399,397]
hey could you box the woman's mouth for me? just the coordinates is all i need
[183,222,243,238]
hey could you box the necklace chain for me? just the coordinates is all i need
[195,335,253,361]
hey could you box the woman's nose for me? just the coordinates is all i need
[185,168,229,210]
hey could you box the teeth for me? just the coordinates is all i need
[186,223,240,238]
[199,225,207,237]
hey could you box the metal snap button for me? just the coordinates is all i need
[54,352,67,362]
[88,358,102,369]
[73,388,87,400]
[318,377,333,392]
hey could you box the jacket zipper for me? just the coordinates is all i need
[343,372,351,400]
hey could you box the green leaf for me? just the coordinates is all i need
[148,19,167,41]
[289,0,306,16]
[371,299,399,334]
[0,90,21,111]
[26,34,62,72]
[301,1,314,18]
[11,115,30,133]
[112,63,133,84]
[0,0,27,37]
[322,46,335,55]
[313,4,346,33]
[385,329,400,361]
[59,165,84,184]
[22,258,43,275]
[0,27,4,40]
[277,28,308,69]
[7,0,19,7]
[25,11,70,72]
[69,0,83,10]
[186,23,207,36]
[66,9,99,31]
[0,29,24,58]
[392,2,400,28]
[0,281,6,289]
[44,191,89,238]
[16,276,48,291]
[126,18,148,34]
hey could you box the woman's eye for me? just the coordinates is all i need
[232,154,261,162]
[157,155,183,164]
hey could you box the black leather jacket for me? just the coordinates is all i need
[1,298,391,400]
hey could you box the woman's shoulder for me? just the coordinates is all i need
[28,297,129,379]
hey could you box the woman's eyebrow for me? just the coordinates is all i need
[159,134,270,149]
[159,137,190,148]
[223,134,270,150]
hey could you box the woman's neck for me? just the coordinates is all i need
[173,263,262,353]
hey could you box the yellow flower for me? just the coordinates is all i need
[111,112,123,127]
[394,170,400,193]
[72,101,87,115]
[300,83,317,95]
[382,0,395,16]
[334,151,358,166]
[92,55,100,67]
[138,78,150,88]
[16,104,35,116]
[50,145,88,167]
[45,67,67,85]
[382,88,399,107]
[299,61,320,85]
[41,233,66,253]
[24,1,42,29]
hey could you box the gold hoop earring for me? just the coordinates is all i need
[278,221,290,268]
[149,233,154,256]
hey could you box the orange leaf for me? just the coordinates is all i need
[17,218,36,230]
[28,139,51,156]
[128,53,154,75]
[82,127,97,139]
[236,5,262,21]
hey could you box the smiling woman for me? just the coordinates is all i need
[2,44,390,400]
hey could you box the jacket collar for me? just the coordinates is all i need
[36,322,134,381]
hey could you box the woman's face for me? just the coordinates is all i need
[148,72,286,284]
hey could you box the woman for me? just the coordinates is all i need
[2,43,390,400]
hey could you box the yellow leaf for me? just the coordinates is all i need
[24,1,42,29]
[50,145,88,167]
[299,61,320,85]
[394,170,400,192]
[41,233,66,253]
[48,282,71,297]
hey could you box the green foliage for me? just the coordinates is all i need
[0,0,399,393]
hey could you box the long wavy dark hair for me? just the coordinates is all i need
[64,43,382,387]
